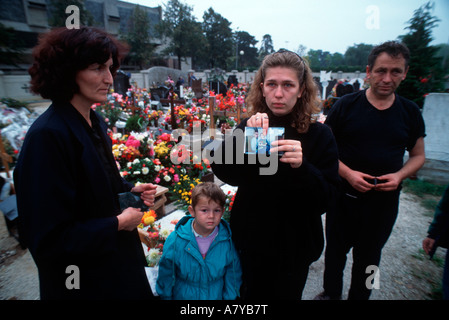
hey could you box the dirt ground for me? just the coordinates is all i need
[0,188,445,301]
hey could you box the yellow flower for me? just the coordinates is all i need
[144,216,155,226]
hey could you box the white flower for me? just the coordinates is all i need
[133,158,140,164]
[133,171,141,175]
[163,175,171,182]
[154,165,161,172]
[142,167,149,175]
[148,248,161,260]
[138,101,144,107]
[159,229,171,240]
[127,162,132,168]
[146,248,162,266]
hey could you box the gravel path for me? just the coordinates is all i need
[1,189,445,300]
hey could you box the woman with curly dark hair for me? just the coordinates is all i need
[14,27,157,299]
[211,50,340,299]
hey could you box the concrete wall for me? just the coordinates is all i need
[0,72,39,101]
[422,93,449,162]
[0,69,370,101]
[418,93,449,185]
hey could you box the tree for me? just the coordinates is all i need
[258,34,275,62]
[202,8,234,69]
[397,1,444,107]
[344,43,373,70]
[0,23,24,67]
[156,0,206,70]
[296,44,307,57]
[48,0,93,27]
[121,5,154,69]
[306,49,331,70]
[233,31,259,70]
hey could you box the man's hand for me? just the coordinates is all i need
[374,173,402,192]
[422,237,436,255]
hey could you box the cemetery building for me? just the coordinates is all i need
[0,0,162,73]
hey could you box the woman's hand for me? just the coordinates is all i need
[132,183,158,207]
[117,207,143,231]
[270,139,303,168]
[247,112,269,134]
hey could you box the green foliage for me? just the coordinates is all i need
[403,178,446,197]
[233,31,259,71]
[0,23,25,67]
[258,34,275,63]
[396,1,445,107]
[125,114,146,133]
[155,0,206,70]
[305,44,373,72]
[202,8,234,70]
[121,5,155,69]
[1,98,30,111]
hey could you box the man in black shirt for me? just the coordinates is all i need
[316,41,426,300]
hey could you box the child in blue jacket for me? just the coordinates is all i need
[156,182,242,300]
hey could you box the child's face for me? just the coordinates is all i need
[188,196,223,237]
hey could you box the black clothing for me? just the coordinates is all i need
[323,189,400,299]
[323,90,426,299]
[325,90,425,191]
[14,102,153,300]
[211,114,340,299]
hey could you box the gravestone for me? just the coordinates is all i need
[418,93,449,185]
[191,79,203,98]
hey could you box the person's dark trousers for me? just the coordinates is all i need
[323,189,400,300]
[443,249,449,300]
[239,249,310,300]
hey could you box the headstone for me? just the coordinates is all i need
[113,70,130,96]
[320,71,332,100]
[418,93,449,185]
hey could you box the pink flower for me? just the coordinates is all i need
[154,177,161,184]
[174,174,179,182]
[125,136,141,148]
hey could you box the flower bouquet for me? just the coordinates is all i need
[138,210,173,266]
[120,157,157,184]
[91,92,126,128]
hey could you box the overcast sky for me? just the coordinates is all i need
[123,0,449,54]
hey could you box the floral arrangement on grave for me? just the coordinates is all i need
[148,110,163,127]
[91,91,125,128]
[111,132,155,170]
[138,210,174,267]
[184,87,196,101]
[223,190,236,222]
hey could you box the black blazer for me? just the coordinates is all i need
[14,102,153,299]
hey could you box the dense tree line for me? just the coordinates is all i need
[1,0,447,97]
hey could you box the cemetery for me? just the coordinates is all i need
[1,66,448,301]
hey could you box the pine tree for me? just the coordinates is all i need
[397,1,444,108]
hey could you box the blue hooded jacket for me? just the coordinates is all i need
[156,215,242,300]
